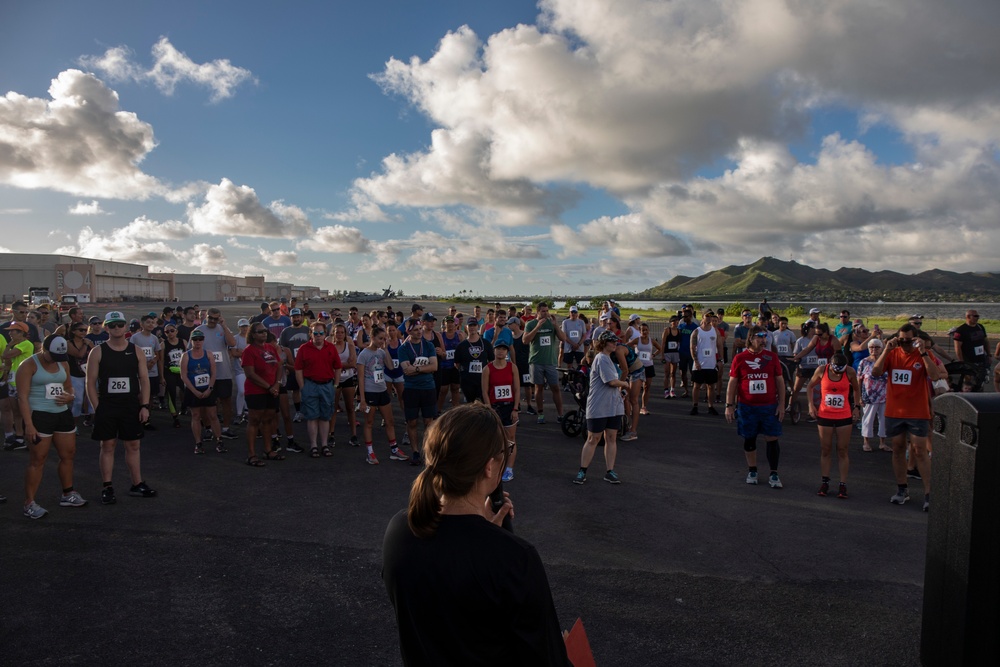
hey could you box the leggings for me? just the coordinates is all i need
[165,372,185,415]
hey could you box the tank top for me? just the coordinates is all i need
[96,342,140,403]
[663,330,682,354]
[185,350,212,391]
[386,339,403,379]
[817,366,852,419]
[27,355,70,414]
[487,362,514,405]
[337,341,356,380]
[815,338,835,365]
[636,338,654,367]
[441,331,461,369]
[164,339,186,375]
[511,334,531,385]
[66,338,90,378]
[694,326,718,369]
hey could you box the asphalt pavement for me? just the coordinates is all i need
[0,371,928,666]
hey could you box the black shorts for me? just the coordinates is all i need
[797,366,817,379]
[246,393,279,411]
[185,388,217,408]
[816,416,853,428]
[339,376,358,389]
[91,401,144,442]
[461,384,483,404]
[283,375,300,392]
[439,367,460,385]
[214,378,233,399]
[403,387,437,421]
[563,351,584,366]
[678,355,693,372]
[31,409,76,437]
[364,391,391,407]
[492,402,515,427]
[587,415,622,433]
[886,417,930,438]
[692,368,719,385]
[644,365,656,379]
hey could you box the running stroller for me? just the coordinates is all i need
[559,367,631,438]
[944,361,988,393]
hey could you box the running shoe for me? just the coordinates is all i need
[890,489,910,505]
[215,440,228,454]
[293,411,304,423]
[906,468,921,480]
[23,501,48,519]
[525,406,537,416]
[536,414,546,425]
[219,429,237,440]
[669,389,676,398]
[817,481,829,496]
[350,435,360,447]
[746,471,759,485]
[101,487,117,505]
[194,442,205,455]
[409,451,422,467]
[837,483,848,499]
[128,482,158,498]
[366,452,379,465]
[501,467,514,482]
[690,405,699,415]
[3,435,26,451]
[401,433,410,447]
[59,491,88,507]
[389,447,409,461]
[707,406,719,416]
[603,470,621,484]
[328,433,336,446]
[663,390,670,399]
[923,495,930,512]
[768,473,783,489]
[573,470,586,485]
[286,440,304,454]
[640,408,649,415]
[620,431,637,441]
[557,415,564,424]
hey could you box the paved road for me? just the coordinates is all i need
[1,373,928,666]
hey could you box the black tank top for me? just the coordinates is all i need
[97,342,140,403]
[66,339,90,378]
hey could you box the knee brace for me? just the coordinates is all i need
[743,437,757,452]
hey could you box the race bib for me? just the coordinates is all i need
[974,345,985,356]
[777,344,789,355]
[445,349,455,360]
[569,330,580,340]
[373,370,384,384]
[522,373,531,384]
[494,384,512,401]
[194,373,210,388]
[140,346,154,359]
[392,358,400,369]
[540,335,551,347]
[824,394,845,409]
[107,377,130,394]
[212,351,225,363]
[414,356,430,367]
[749,380,767,395]
[45,383,65,399]
[702,347,713,357]
[892,369,912,386]
[639,351,651,361]
[816,358,828,366]
[168,350,183,365]
[469,361,482,374]
[667,341,678,350]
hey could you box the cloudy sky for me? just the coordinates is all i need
[2,0,998,296]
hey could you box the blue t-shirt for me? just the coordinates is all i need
[677,321,698,357]
[397,338,437,390]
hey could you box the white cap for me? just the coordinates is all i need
[569,305,579,312]
[809,308,821,315]
[628,314,641,322]
[237,318,250,327]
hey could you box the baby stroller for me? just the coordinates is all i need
[944,361,988,393]
[559,367,631,439]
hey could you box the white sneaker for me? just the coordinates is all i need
[293,411,304,423]
[746,471,759,485]
[768,473,783,489]
[24,501,48,519]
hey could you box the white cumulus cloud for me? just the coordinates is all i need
[186,179,313,238]
[68,200,108,215]
[298,225,373,254]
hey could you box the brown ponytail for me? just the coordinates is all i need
[407,403,506,538]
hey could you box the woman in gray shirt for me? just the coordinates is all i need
[573,332,629,486]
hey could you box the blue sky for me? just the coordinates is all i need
[2,0,999,296]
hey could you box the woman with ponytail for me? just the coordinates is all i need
[382,402,569,666]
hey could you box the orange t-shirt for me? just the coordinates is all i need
[883,348,932,420]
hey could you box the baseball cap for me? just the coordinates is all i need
[88,316,101,324]
[809,308,821,315]
[190,330,206,339]
[104,311,126,324]
[260,302,270,309]
[280,297,288,303]
[599,312,611,321]
[44,335,69,361]
[569,305,579,313]
[237,318,250,327]
[319,311,329,318]
[443,315,455,323]
[8,321,29,333]
[628,314,641,322]
[493,340,510,350]
[290,308,302,316]
[506,317,521,326]
[910,314,924,320]
[421,312,437,322]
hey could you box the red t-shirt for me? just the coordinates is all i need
[487,361,515,405]
[294,340,342,382]
[883,348,932,420]
[241,343,281,395]
[729,349,783,406]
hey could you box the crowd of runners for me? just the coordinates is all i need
[0,296,996,519]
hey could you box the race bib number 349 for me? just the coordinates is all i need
[892,370,912,386]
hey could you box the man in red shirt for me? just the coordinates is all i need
[871,323,946,511]
[725,327,786,489]
[295,322,342,457]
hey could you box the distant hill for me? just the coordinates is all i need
[640,257,1000,301]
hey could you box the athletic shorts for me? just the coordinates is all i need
[816,416,854,428]
[91,401,144,442]
[31,409,76,438]
[403,387,437,421]
[678,355,693,372]
[283,375,300,392]
[563,351,584,366]
[885,417,929,438]
[246,393,279,411]
[364,391,391,408]
[214,378,233,399]
[736,403,782,439]
[644,365,656,379]
[389,373,404,385]
[492,402,516,427]
[530,364,559,387]
[692,368,719,385]
[439,367,460,385]
[338,375,358,390]
[662,352,680,365]
[629,368,645,383]
[587,415,622,433]
[461,383,483,404]
[301,379,334,421]
[185,388,217,408]
[797,366,818,379]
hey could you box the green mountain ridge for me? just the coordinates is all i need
[641,257,1000,300]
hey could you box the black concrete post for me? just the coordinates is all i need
[922,393,1000,665]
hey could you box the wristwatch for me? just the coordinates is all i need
[140,403,151,409]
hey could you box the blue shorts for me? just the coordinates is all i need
[736,403,782,439]
[301,379,335,421]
